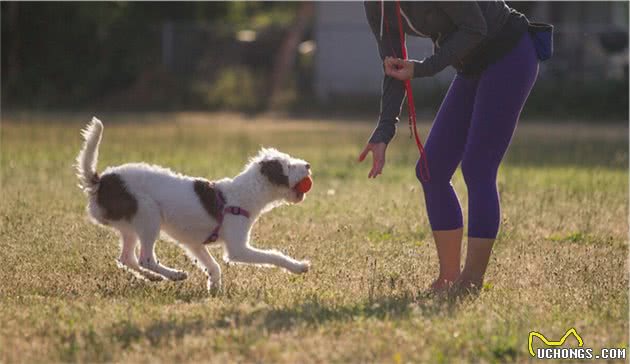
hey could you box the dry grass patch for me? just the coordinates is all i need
[1,112,627,363]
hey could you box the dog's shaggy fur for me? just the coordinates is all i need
[76,117,311,291]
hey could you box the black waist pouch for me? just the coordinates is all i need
[459,13,529,76]
[528,22,554,61]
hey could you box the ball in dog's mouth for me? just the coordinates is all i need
[292,176,312,202]
[295,176,312,193]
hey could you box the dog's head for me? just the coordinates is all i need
[254,148,311,204]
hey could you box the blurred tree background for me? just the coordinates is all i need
[1,1,305,111]
[2,1,628,119]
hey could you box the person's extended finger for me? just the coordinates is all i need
[358,145,370,162]
[373,153,386,177]
[369,167,380,178]
[368,154,379,178]
[373,159,384,177]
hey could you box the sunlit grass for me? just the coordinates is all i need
[1,112,627,363]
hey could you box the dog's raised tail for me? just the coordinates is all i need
[76,117,104,194]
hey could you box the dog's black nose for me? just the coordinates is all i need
[305,164,310,170]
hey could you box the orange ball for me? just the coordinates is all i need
[295,176,313,193]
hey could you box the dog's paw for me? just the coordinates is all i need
[142,271,164,282]
[294,260,310,274]
[168,271,188,281]
[207,279,222,296]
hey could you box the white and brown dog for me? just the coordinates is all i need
[76,118,311,292]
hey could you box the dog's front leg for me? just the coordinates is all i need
[228,245,310,274]
[222,221,309,274]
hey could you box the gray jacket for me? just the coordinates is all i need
[365,1,525,144]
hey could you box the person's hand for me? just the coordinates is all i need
[358,142,387,178]
[384,56,414,81]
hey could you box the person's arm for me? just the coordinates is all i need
[412,2,488,78]
[364,1,405,145]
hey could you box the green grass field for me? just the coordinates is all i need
[1,112,628,363]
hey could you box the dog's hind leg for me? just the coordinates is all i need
[186,244,222,292]
[135,205,188,281]
[116,228,164,282]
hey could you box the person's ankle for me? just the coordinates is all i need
[438,271,460,282]
[456,273,484,289]
[429,273,460,292]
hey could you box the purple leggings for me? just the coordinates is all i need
[417,34,539,239]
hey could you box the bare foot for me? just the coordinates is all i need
[449,277,482,298]
[428,277,457,294]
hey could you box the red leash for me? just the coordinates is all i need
[387,1,430,182]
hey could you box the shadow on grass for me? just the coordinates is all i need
[235,293,459,332]
[103,293,461,350]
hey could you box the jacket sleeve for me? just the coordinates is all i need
[364,1,405,145]
[412,2,488,78]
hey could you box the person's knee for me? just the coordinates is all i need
[416,160,438,190]
[415,158,428,184]
[417,158,459,196]
[415,157,439,186]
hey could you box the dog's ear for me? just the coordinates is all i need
[259,159,289,187]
